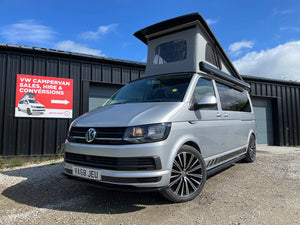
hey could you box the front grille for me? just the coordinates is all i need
[65,152,162,171]
[68,127,126,145]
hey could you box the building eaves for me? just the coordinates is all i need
[242,75,300,87]
[0,42,146,68]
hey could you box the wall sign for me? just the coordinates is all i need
[15,74,73,118]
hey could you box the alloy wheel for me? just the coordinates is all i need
[169,151,204,197]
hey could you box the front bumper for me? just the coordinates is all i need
[63,140,174,188]
[63,162,170,189]
[32,108,45,113]
[63,172,168,192]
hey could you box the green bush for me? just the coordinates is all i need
[7,157,24,168]
[0,155,63,170]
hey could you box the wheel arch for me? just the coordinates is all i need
[167,135,202,170]
[247,129,256,145]
[183,141,201,154]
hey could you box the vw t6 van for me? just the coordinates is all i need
[63,13,256,202]
[18,93,46,115]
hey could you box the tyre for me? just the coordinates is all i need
[244,134,256,163]
[27,108,32,115]
[160,145,207,203]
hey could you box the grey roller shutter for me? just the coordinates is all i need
[89,84,121,111]
[253,98,274,145]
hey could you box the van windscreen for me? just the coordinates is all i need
[28,100,38,103]
[105,74,193,105]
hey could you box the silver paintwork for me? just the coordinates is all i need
[197,95,217,106]
[64,73,256,189]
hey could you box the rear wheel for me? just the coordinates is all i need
[244,134,256,163]
[160,145,207,203]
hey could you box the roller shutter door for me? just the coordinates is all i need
[252,98,274,145]
[89,84,121,111]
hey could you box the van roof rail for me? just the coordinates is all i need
[200,62,250,90]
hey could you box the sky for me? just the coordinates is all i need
[0,0,299,81]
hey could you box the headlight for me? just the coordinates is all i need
[123,123,171,144]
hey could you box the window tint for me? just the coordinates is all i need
[216,82,251,112]
[205,43,220,68]
[153,40,187,64]
[192,78,217,110]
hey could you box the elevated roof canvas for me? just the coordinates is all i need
[134,13,243,81]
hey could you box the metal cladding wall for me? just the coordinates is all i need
[243,76,300,146]
[0,45,145,156]
[1,44,300,156]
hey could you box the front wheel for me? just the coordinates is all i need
[244,134,256,163]
[27,108,32,115]
[160,145,207,203]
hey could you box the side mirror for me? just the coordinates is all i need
[194,95,217,110]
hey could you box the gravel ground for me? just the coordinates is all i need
[0,146,299,225]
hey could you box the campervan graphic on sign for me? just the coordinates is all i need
[63,13,256,203]
[15,74,73,118]
[17,92,46,115]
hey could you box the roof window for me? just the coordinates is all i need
[153,39,187,64]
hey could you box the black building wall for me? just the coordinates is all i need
[1,44,299,156]
[243,76,300,146]
[0,45,145,156]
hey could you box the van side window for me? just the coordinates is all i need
[192,78,217,110]
[205,43,220,68]
[216,82,251,112]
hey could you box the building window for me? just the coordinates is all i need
[153,39,187,64]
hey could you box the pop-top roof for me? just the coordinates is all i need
[134,13,242,80]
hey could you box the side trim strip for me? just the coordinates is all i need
[206,148,246,169]
[207,155,245,177]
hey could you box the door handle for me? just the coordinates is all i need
[216,112,221,118]
[224,113,228,118]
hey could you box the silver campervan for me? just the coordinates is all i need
[63,13,256,202]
